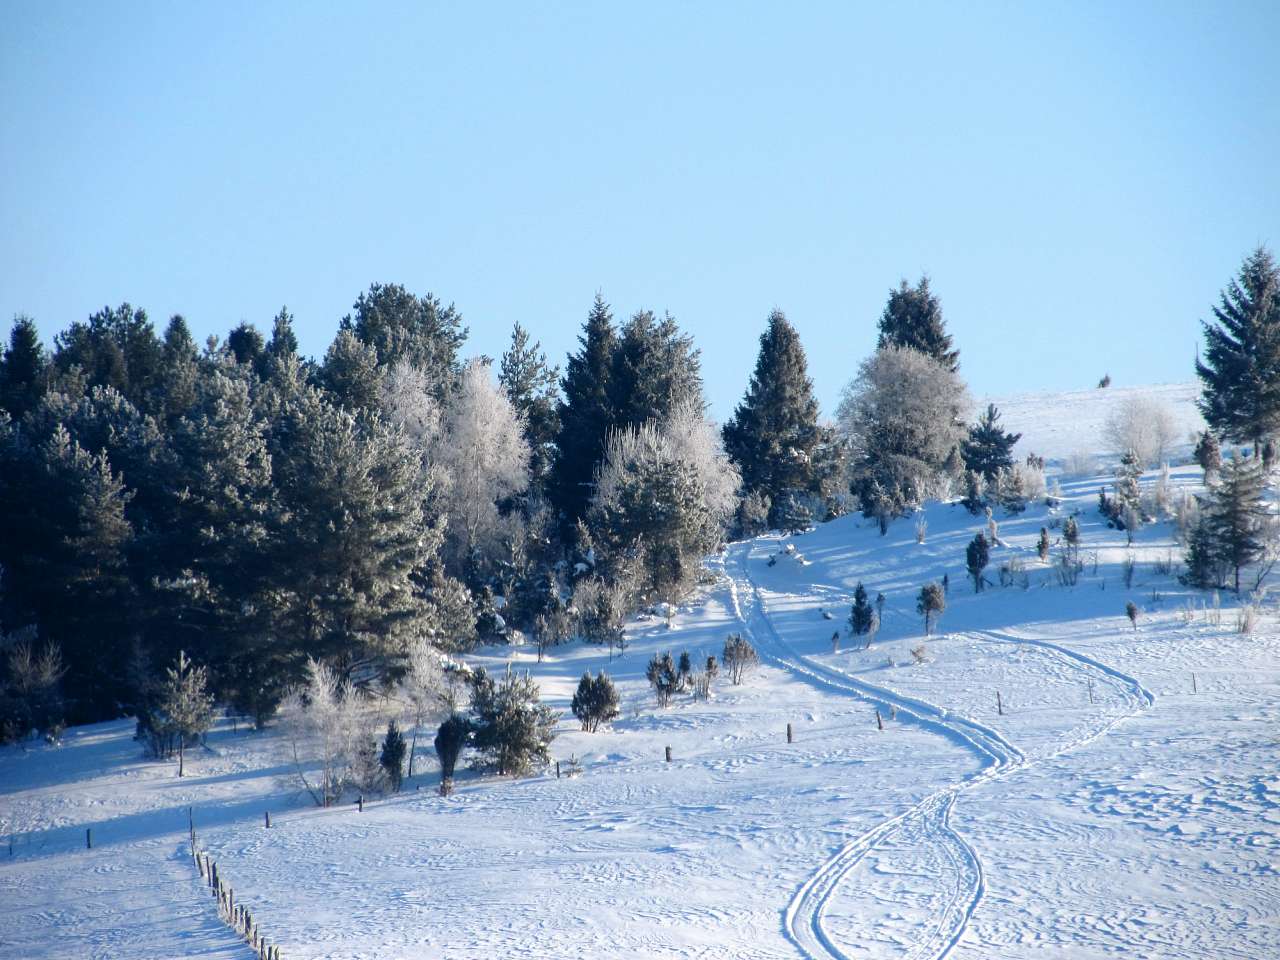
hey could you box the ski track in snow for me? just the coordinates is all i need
[721,541,1155,960]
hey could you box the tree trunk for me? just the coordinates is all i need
[178,739,184,778]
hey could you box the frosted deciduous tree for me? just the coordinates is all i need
[1104,396,1179,468]
[400,638,445,778]
[432,360,531,573]
[837,346,970,521]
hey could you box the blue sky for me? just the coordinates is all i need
[3,2,1277,420]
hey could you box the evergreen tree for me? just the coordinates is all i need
[606,310,702,432]
[960,470,986,515]
[320,328,383,411]
[498,322,560,492]
[380,720,407,791]
[962,404,1021,483]
[1037,527,1051,562]
[550,295,617,523]
[966,532,990,593]
[1194,430,1221,479]
[153,650,213,777]
[343,283,466,397]
[468,666,559,776]
[775,490,813,535]
[433,713,471,792]
[267,306,300,363]
[850,582,874,634]
[645,651,679,706]
[876,276,959,371]
[570,670,620,732]
[1197,246,1280,450]
[0,316,48,419]
[155,315,200,424]
[917,582,946,635]
[722,310,820,509]
[1207,454,1267,593]
[226,322,266,369]
[53,303,163,415]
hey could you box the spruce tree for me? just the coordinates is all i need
[53,303,163,416]
[550,295,617,523]
[154,650,213,777]
[320,328,383,411]
[962,404,1021,483]
[876,276,959,371]
[966,532,990,593]
[267,306,300,362]
[1197,246,1280,450]
[722,310,820,508]
[1207,454,1267,593]
[0,316,48,419]
[850,582,874,634]
[498,322,560,491]
[380,720,407,791]
[606,309,702,432]
[156,315,200,424]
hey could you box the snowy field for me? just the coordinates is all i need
[982,381,1205,467]
[3,464,1278,958]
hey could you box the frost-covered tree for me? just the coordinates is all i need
[722,310,820,512]
[1194,430,1221,480]
[1197,246,1280,451]
[962,404,1021,483]
[589,401,738,601]
[320,327,383,411]
[468,665,558,776]
[152,650,214,777]
[400,638,445,779]
[838,346,970,521]
[1103,396,1178,468]
[278,658,380,806]
[432,360,531,574]
[876,276,959,372]
[0,633,66,743]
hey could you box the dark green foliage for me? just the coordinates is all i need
[53,303,163,416]
[962,404,1021,483]
[0,317,48,419]
[917,582,946,635]
[267,307,300,363]
[734,489,771,538]
[966,533,990,593]
[433,713,472,788]
[850,582,874,634]
[1194,430,1221,477]
[677,651,692,687]
[343,283,466,397]
[0,632,66,744]
[468,666,559,776]
[570,670,620,732]
[876,276,959,371]
[550,295,617,523]
[775,490,813,535]
[1206,455,1268,593]
[226,322,266,369]
[606,309,702,432]
[499,323,560,490]
[320,328,383,410]
[380,720,407,791]
[1196,246,1280,447]
[722,311,820,508]
[645,651,679,707]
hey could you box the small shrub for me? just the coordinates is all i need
[1125,601,1139,631]
[645,652,679,706]
[910,644,927,665]
[917,582,946,636]
[722,634,759,685]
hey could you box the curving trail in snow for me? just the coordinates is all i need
[722,541,1155,960]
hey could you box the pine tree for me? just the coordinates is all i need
[267,307,300,363]
[343,283,466,398]
[1207,454,1267,593]
[498,323,560,491]
[468,666,558,776]
[645,651,679,707]
[1197,246,1280,450]
[722,310,820,508]
[917,582,946,635]
[155,315,200,424]
[380,720,407,791]
[433,714,471,792]
[850,582,874,634]
[0,316,48,419]
[155,650,214,777]
[876,276,959,371]
[962,404,1021,483]
[966,533,990,593]
[550,295,617,523]
[53,303,163,416]
[1037,527,1051,562]
[226,322,266,369]
[320,328,383,411]
[1194,430,1221,479]
[570,671,620,732]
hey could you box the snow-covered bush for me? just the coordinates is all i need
[722,634,759,685]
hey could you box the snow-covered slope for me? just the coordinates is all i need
[3,463,1277,959]
[981,381,1205,466]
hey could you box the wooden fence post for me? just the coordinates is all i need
[664,746,672,763]
[997,691,1003,716]
[786,722,793,743]
[1192,673,1197,694]
[265,811,271,829]
[357,795,364,813]
[875,709,883,731]
[86,828,91,849]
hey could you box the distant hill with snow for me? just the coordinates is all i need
[982,380,1205,466]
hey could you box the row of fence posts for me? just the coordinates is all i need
[189,808,282,960]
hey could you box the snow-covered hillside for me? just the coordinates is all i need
[3,463,1277,959]
[982,381,1205,466]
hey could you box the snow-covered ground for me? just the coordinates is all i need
[982,381,1205,467]
[3,459,1277,958]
